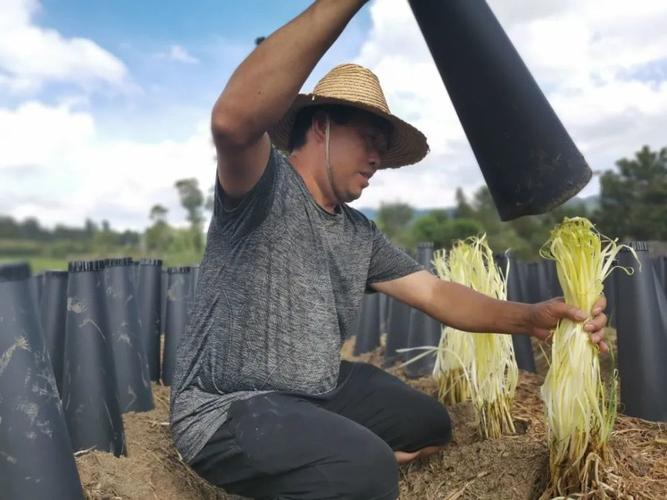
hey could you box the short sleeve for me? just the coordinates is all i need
[365,221,423,291]
[213,146,279,241]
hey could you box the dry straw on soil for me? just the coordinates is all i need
[76,340,666,499]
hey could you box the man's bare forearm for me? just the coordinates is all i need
[212,0,367,143]
[421,279,533,336]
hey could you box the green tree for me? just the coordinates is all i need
[376,202,414,247]
[410,209,482,250]
[465,186,531,257]
[205,185,215,213]
[175,178,205,252]
[92,219,116,250]
[595,145,667,240]
[0,216,19,239]
[454,188,475,219]
[145,204,172,253]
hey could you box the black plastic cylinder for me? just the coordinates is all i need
[652,256,666,296]
[614,242,667,421]
[495,254,536,373]
[0,261,31,282]
[405,243,442,378]
[137,259,163,382]
[61,259,126,456]
[27,273,44,312]
[384,294,413,367]
[40,270,69,395]
[409,0,592,220]
[162,266,194,385]
[103,258,154,412]
[160,268,168,366]
[602,271,618,327]
[524,262,543,303]
[378,293,389,337]
[541,260,563,300]
[0,273,84,499]
[191,264,201,295]
[353,293,381,355]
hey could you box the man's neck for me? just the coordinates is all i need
[289,150,339,213]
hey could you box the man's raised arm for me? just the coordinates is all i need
[211,0,367,198]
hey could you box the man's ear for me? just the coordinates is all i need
[310,111,329,143]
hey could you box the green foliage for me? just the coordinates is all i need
[376,202,414,247]
[0,239,44,256]
[595,145,667,240]
[391,183,593,259]
[174,178,205,252]
[409,209,483,250]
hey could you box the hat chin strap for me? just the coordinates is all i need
[325,117,343,209]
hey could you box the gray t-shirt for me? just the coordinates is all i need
[170,146,422,462]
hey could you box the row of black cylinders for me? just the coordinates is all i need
[2,245,666,498]
[0,259,199,500]
[354,242,667,422]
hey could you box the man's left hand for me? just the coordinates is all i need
[526,295,609,353]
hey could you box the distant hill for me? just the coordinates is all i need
[357,195,599,221]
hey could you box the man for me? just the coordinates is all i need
[170,1,608,499]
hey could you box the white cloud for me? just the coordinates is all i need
[0,101,216,230]
[158,45,199,64]
[350,0,667,210]
[0,0,129,94]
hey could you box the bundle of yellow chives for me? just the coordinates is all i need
[432,247,473,405]
[539,217,635,497]
[464,236,518,439]
[432,237,518,439]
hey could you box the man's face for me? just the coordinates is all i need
[327,114,390,203]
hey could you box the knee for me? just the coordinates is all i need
[429,402,453,444]
[343,441,398,500]
[405,398,453,450]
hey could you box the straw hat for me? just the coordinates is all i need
[269,63,429,169]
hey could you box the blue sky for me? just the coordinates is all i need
[1,0,666,230]
[10,0,370,141]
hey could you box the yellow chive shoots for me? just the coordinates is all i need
[539,217,636,497]
[433,236,518,439]
[432,247,473,405]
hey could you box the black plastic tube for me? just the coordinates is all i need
[191,264,201,296]
[0,262,31,282]
[408,0,592,221]
[353,294,381,355]
[162,266,194,385]
[0,274,84,499]
[160,268,168,363]
[103,258,154,412]
[614,242,667,421]
[61,259,126,456]
[40,270,69,395]
[602,271,618,327]
[652,256,667,296]
[378,294,389,337]
[27,273,44,311]
[384,294,413,366]
[495,254,536,372]
[137,259,163,382]
[405,243,442,378]
[541,260,563,300]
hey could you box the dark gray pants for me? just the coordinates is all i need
[190,361,452,499]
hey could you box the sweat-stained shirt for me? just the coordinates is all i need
[169,146,423,462]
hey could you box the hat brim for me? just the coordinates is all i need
[268,94,429,169]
